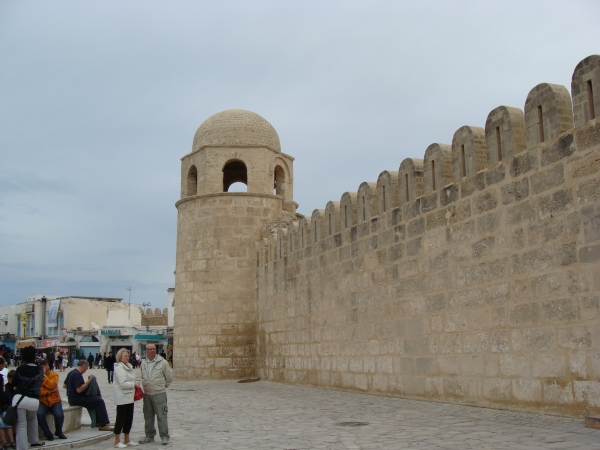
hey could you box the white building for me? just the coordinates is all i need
[0,295,143,354]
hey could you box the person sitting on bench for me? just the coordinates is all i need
[65,360,113,431]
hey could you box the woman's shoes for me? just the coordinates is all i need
[114,443,127,449]
[125,442,139,446]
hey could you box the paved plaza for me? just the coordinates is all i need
[50,367,600,450]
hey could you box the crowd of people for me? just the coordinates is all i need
[0,345,173,449]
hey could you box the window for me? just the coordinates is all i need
[495,127,502,161]
[187,165,197,196]
[587,80,596,120]
[223,160,248,192]
[537,105,545,143]
[274,165,285,197]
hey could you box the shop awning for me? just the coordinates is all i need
[16,339,37,349]
[134,334,164,340]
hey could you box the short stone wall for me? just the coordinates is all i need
[38,403,82,438]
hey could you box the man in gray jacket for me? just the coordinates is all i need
[139,344,173,445]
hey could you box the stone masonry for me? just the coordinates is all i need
[175,55,600,418]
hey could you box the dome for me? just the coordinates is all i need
[192,109,281,153]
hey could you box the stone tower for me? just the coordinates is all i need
[173,109,296,379]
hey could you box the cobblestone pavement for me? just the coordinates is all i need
[57,369,600,450]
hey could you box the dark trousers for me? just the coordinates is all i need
[37,402,65,437]
[68,396,110,426]
[107,370,114,383]
[114,403,134,435]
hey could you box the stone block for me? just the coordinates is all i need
[404,376,426,395]
[522,247,554,272]
[512,379,542,402]
[531,354,566,377]
[426,293,446,312]
[578,178,600,204]
[472,237,495,259]
[429,251,448,270]
[523,328,556,350]
[538,188,573,219]
[447,220,475,243]
[483,379,511,401]
[415,356,435,374]
[477,211,502,234]
[485,282,510,304]
[557,241,577,266]
[440,185,459,206]
[421,192,439,213]
[510,151,538,177]
[542,298,577,322]
[406,237,422,256]
[407,217,425,237]
[444,377,467,397]
[530,164,565,195]
[491,331,509,352]
[580,243,600,263]
[507,200,536,225]
[485,164,506,186]
[542,133,575,166]
[474,191,498,214]
[404,337,430,355]
[544,381,574,405]
[501,178,529,205]
[460,172,485,198]
[509,303,540,326]
[558,326,592,349]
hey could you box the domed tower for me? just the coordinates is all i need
[174,110,296,380]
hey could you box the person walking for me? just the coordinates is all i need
[37,358,68,441]
[13,345,45,449]
[112,349,140,448]
[87,353,94,369]
[105,352,116,384]
[139,344,172,445]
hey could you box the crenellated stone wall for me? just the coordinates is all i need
[254,55,600,417]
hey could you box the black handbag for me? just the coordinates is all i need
[3,396,24,426]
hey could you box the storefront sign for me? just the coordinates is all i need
[100,329,121,335]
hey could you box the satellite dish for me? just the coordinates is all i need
[91,322,100,330]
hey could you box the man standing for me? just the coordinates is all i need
[104,351,116,383]
[140,344,172,445]
[65,360,113,431]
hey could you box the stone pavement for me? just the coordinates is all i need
[53,367,600,450]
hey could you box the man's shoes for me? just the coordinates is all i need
[114,443,127,449]
[99,425,114,431]
[138,437,154,444]
[55,433,68,439]
[45,435,54,441]
[161,438,169,445]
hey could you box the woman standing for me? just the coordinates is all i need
[13,346,45,449]
[113,349,140,448]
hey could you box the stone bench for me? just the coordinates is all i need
[37,402,82,439]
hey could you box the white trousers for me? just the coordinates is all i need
[16,408,38,450]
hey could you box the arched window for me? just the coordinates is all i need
[187,165,198,196]
[223,160,248,192]
[274,165,286,197]
[80,335,99,342]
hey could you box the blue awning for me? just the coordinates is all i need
[134,334,164,340]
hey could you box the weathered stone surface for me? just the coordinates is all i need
[180,60,600,419]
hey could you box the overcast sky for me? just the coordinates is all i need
[1,1,598,308]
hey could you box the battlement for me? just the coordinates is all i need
[254,55,600,417]
[258,55,599,261]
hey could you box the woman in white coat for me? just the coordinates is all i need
[113,349,141,448]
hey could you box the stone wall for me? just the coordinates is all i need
[255,55,600,417]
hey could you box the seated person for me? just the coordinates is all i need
[0,373,15,449]
[65,360,113,431]
[37,358,67,441]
